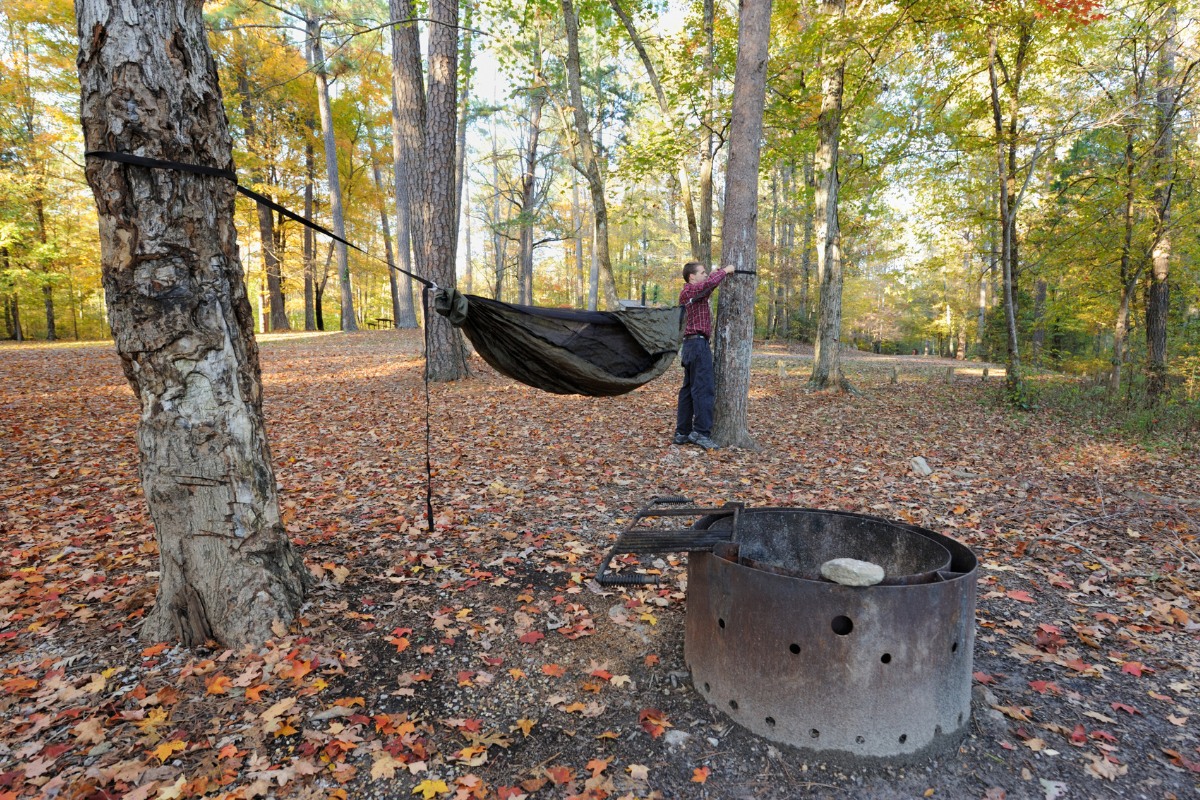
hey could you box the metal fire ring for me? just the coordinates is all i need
[684,508,978,762]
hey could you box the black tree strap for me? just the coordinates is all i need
[87,149,439,532]
[84,151,435,289]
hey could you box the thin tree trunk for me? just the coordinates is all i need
[572,171,584,306]
[699,0,716,268]
[609,0,700,259]
[561,0,620,309]
[1146,6,1178,405]
[308,17,357,331]
[800,154,814,322]
[453,1,474,253]
[367,126,398,328]
[518,76,545,305]
[809,0,851,392]
[712,0,772,448]
[76,0,307,648]
[303,133,317,331]
[989,26,1023,402]
[390,0,425,329]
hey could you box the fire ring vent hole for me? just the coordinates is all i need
[810,729,820,739]
[880,653,892,664]
[789,643,801,655]
[718,618,726,629]
[855,735,865,745]
[703,682,711,693]
[729,700,738,711]
[898,734,908,744]
[951,640,959,653]
[765,717,776,727]
[957,712,963,725]
[831,616,854,636]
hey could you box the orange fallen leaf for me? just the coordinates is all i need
[692,766,711,783]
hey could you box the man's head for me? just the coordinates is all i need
[682,261,705,284]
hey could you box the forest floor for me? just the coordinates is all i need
[1,331,1197,800]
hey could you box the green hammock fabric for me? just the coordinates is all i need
[434,289,685,397]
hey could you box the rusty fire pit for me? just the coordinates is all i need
[686,507,977,761]
[596,501,978,762]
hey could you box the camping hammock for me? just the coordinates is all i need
[81,152,687,398]
[434,288,685,397]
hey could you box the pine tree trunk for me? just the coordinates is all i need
[809,0,851,392]
[561,0,620,310]
[76,0,307,648]
[420,0,469,381]
[453,3,473,255]
[712,0,772,448]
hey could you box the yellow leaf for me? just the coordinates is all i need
[515,718,535,737]
[150,740,187,762]
[411,779,449,799]
[371,751,402,780]
[508,668,526,680]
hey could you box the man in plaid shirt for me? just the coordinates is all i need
[674,261,735,449]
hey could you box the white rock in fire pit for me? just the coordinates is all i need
[820,558,885,587]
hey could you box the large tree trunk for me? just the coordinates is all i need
[308,17,357,331]
[419,0,469,380]
[561,0,620,310]
[712,0,772,448]
[76,0,307,648]
[388,93,419,328]
[1146,6,1177,405]
[809,0,851,392]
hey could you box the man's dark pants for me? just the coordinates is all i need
[676,337,714,437]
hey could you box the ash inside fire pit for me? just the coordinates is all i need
[685,507,978,763]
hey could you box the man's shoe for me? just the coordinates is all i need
[688,431,719,450]
[672,433,690,445]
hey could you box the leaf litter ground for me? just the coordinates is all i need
[0,331,1196,800]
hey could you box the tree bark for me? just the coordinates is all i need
[76,0,307,648]
[809,0,851,392]
[367,125,399,327]
[388,91,419,328]
[561,0,620,309]
[453,1,474,255]
[420,0,469,381]
[712,0,772,448]
[308,17,357,331]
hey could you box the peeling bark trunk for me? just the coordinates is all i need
[712,0,772,448]
[75,0,307,648]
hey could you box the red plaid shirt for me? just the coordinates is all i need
[679,269,727,338]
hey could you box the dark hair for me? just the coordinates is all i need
[682,261,705,282]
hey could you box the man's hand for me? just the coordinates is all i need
[722,265,735,274]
